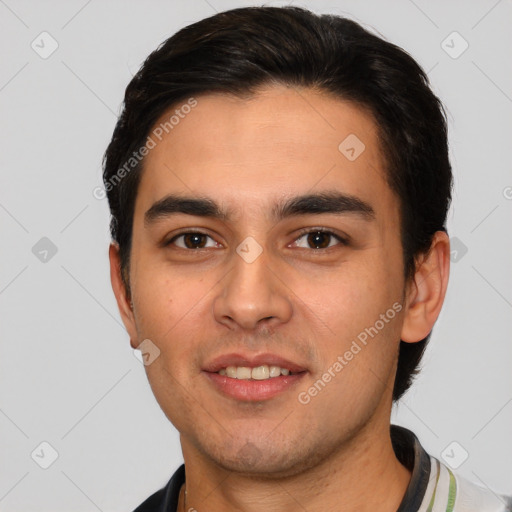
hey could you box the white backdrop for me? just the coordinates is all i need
[1,0,511,510]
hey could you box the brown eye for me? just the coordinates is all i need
[294,230,344,250]
[169,232,218,249]
[183,233,207,248]
[307,231,332,249]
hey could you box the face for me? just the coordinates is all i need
[119,85,409,477]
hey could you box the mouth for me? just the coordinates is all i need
[202,353,308,401]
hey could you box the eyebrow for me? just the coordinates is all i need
[144,191,375,226]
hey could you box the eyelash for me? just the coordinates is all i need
[165,228,348,251]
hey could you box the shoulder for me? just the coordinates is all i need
[453,470,512,512]
[131,465,185,512]
[390,425,511,512]
[426,456,512,512]
[132,487,168,512]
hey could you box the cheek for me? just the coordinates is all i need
[289,256,405,404]
[130,260,208,345]
[129,258,226,383]
[293,257,400,337]
[134,271,207,408]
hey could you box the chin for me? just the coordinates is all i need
[197,435,330,479]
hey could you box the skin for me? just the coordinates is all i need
[110,84,450,512]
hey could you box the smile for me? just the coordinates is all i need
[218,365,295,380]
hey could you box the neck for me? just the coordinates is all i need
[178,418,411,512]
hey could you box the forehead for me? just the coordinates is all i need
[135,85,394,220]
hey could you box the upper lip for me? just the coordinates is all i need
[202,353,308,373]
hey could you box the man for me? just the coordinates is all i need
[103,6,511,512]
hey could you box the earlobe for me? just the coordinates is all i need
[108,243,139,348]
[400,231,450,343]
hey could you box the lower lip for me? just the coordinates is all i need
[204,371,306,401]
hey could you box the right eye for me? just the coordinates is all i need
[166,232,221,250]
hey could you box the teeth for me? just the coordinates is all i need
[269,365,281,378]
[236,366,252,379]
[251,365,269,380]
[220,365,293,380]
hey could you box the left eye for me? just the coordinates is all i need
[170,232,219,249]
[293,231,343,249]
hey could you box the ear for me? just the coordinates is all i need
[109,243,139,348]
[401,231,450,343]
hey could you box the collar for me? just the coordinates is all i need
[132,424,431,512]
[391,424,432,511]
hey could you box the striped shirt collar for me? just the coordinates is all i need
[132,424,511,511]
[392,424,433,511]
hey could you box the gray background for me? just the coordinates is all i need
[0,0,511,510]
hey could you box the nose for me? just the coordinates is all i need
[212,246,293,331]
